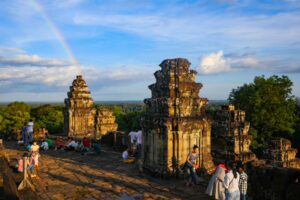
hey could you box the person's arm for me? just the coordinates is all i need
[223,173,231,189]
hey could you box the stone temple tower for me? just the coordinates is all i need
[141,58,214,176]
[64,75,96,138]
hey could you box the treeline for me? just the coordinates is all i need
[0,102,145,138]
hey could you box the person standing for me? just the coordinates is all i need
[206,162,227,200]
[21,123,28,145]
[27,119,34,143]
[135,130,142,157]
[224,161,240,200]
[238,164,248,200]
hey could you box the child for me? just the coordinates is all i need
[40,139,49,150]
[238,164,248,200]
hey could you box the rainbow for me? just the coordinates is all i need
[31,0,82,75]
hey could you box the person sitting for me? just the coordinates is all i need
[40,139,49,151]
[55,137,65,150]
[27,142,32,152]
[64,137,72,146]
[122,148,129,161]
[65,138,78,151]
[47,138,54,149]
[83,137,92,149]
[30,141,40,154]
[17,138,24,145]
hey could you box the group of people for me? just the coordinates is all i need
[48,136,101,155]
[16,141,40,178]
[206,161,248,200]
[183,145,248,200]
[122,130,142,162]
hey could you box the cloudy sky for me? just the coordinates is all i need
[0,0,299,102]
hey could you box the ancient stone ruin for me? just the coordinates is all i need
[265,138,300,169]
[64,75,96,138]
[64,75,118,138]
[141,58,214,176]
[95,108,118,138]
[212,105,256,162]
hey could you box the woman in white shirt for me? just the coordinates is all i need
[224,161,240,200]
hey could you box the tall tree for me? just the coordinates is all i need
[229,75,297,149]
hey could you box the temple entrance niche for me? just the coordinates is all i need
[141,58,214,176]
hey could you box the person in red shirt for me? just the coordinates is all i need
[82,137,91,148]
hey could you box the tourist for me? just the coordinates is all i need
[184,145,200,186]
[54,137,65,150]
[224,161,240,200]
[84,140,101,155]
[122,148,129,161]
[40,139,49,151]
[65,138,78,151]
[128,130,136,147]
[21,123,28,145]
[47,138,54,149]
[27,142,32,152]
[28,153,38,177]
[92,140,101,155]
[16,153,29,173]
[135,130,142,157]
[238,164,248,200]
[83,137,92,151]
[27,119,34,143]
[30,141,40,153]
[206,162,227,200]
[32,152,39,176]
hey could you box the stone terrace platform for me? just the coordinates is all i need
[3,142,209,200]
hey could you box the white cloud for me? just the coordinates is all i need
[197,51,231,74]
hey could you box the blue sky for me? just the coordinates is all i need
[0,0,299,102]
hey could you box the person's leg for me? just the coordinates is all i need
[29,131,33,142]
[191,167,198,185]
[240,193,246,200]
[234,190,240,200]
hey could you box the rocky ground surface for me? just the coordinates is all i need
[3,142,210,200]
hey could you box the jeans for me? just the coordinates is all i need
[226,190,240,200]
[240,194,247,200]
[22,132,27,144]
[27,165,34,173]
[28,131,33,142]
[185,166,198,184]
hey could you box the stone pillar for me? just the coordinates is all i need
[141,58,214,176]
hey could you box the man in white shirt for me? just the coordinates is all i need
[27,119,34,142]
[128,131,136,144]
[65,139,78,151]
[135,130,142,157]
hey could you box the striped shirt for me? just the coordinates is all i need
[239,172,248,194]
